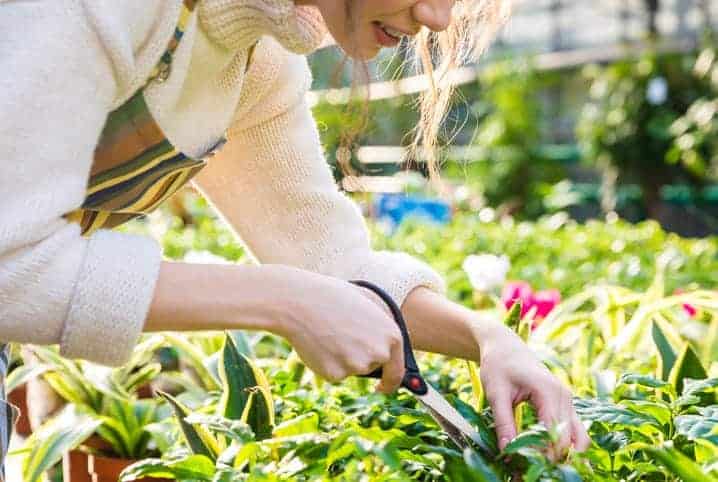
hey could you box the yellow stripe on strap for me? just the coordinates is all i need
[178,5,192,30]
[120,167,188,213]
[143,168,192,213]
[86,211,111,235]
[87,148,180,196]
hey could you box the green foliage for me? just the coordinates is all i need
[666,46,718,180]
[20,335,168,477]
[106,180,718,480]
[373,211,718,303]
[577,43,718,215]
[21,405,102,482]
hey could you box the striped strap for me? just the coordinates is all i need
[148,0,198,84]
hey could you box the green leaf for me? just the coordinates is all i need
[652,320,677,381]
[164,334,221,391]
[642,441,718,482]
[574,398,661,427]
[617,373,671,391]
[123,363,162,395]
[619,400,672,426]
[120,455,216,481]
[681,377,718,401]
[273,412,319,437]
[5,363,50,394]
[504,301,522,332]
[675,406,718,445]
[218,334,274,440]
[463,447,501,482]
[594,431,629,453]
[218,334,257,421]
[669,344,708,394]
[184,413,254,443]
[467,361,485,411]
[502,427,551,455]
[557,464,583,482]
[160,391,220,460]
[21,405,102,482]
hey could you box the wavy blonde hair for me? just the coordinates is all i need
[337,0,512,187]
[409,0,511,183]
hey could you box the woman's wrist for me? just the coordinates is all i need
[466,312,509,358]
[401,286,484,361]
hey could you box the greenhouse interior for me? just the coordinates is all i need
[2,0,718,480]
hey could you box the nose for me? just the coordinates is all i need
[411,0,453,33]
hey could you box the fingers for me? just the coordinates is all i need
[533,383,579,461]
[571,411,592,452]
[488,388,517,451]
[376,336,405,394]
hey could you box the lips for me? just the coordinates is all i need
[371,21,404,47]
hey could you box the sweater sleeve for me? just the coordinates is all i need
[191,44,447,307]
[0,1,163,366]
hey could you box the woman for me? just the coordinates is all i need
[0,0,590,473]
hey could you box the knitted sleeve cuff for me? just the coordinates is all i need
[59,230,163,366]
[351,250,447,309]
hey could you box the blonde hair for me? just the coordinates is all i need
[336,0,512,188]
[408,0,511,184]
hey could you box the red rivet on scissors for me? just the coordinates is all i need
[409,377,421,391]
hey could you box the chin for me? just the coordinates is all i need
[331,28,383,61]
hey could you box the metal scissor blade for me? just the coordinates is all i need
[416,384,492,454]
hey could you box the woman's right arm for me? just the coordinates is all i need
[145,261,407,389]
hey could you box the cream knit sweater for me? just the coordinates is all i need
[0,0,446,367]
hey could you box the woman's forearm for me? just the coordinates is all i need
[144,264,493,363]
[144,261,284,333]
[400,286,499,361]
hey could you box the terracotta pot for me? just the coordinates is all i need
[7,383,31,436]
[135,382,154,399]
[88,453,171,482]
[62,435,113,482]
[63,449,92,482]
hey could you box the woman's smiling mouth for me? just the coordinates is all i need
[371,21,409,47]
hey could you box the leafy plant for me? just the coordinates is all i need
[19,336,168,481]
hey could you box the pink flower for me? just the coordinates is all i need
[531,289,561,319]
[683,302,697,318]
[502,281,533,318]
[674,288,698,318]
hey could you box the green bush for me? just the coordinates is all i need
[577,43,718,218]
[372,211,718,304]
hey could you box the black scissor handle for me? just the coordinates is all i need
[349,280,428,396]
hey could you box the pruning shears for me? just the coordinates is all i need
[350,280,492,453]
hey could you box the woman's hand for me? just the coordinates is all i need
[473,319,592,459]
[269,266,406,392]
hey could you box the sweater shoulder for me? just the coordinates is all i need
[79,0,185,105]
[231,38,312,133]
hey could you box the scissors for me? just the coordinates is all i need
[350,280,493,454]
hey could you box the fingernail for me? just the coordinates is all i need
[500,437,509,449]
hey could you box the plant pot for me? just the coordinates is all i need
[88,454,171,482]
[62,435,112,482]
[136,382,154,399]
[7,383,31,436]
[63,449,92,482]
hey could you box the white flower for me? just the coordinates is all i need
[183,250,230,265]
[462,254,510,292]
[646,76,668,105]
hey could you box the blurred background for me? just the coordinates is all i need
[306,0,718,237]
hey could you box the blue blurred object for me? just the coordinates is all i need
[373,193,451,231]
